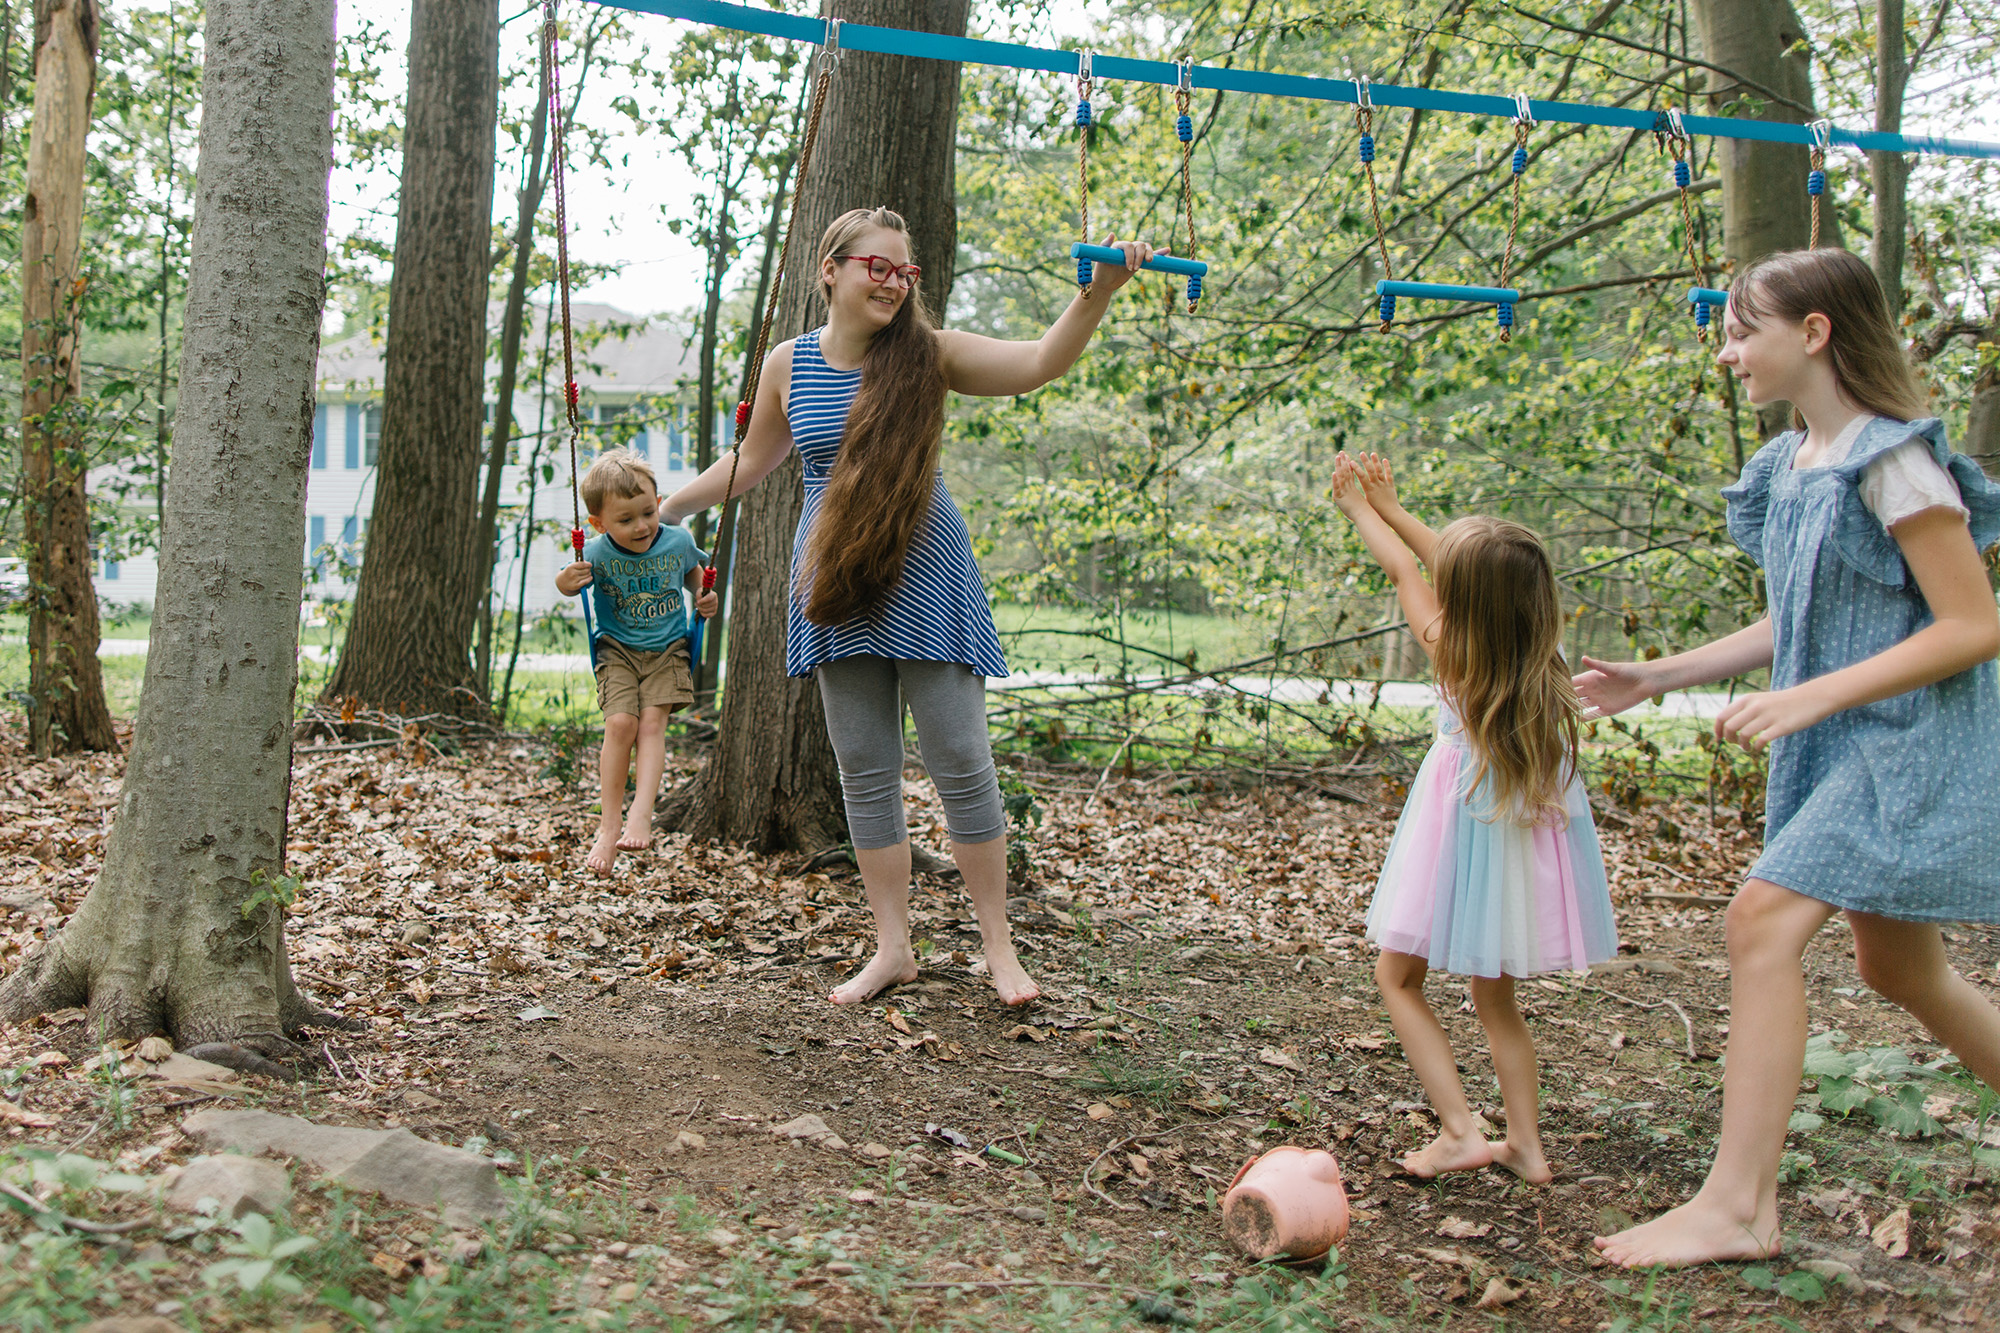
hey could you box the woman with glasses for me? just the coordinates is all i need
[662,205,1156,1007]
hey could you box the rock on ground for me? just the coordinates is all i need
[165,1154,290,1219]
[181,1108,505,1223]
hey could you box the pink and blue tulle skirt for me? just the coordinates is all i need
[1366,725,1617,978]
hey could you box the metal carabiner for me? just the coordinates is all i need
[1667,107,1687,141]
[1178,58,1194,92]
[1512,92,1536,127]
[1808,118,1834,152]
[1077,49,1092,82]
[1353,71,1372,112]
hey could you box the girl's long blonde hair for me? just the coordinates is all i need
[1428,517,1580,825]
[1728,248,1929,427]
[796,207,948,627]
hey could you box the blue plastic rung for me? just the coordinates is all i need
[1807,169,1826,195]
[1375,278,1521,305]
[1496,301,1515,328]
[1176,112,1192,142]
[1358,132,1374,163]
[1070,242,1208,277]
[1672,159,1691,189]
[1185,274,1202,303]
[1378,292,1396,323]
[1687,286,1730,306]
[1511,145,1527,174]
[1694,301,1712,327]
[1075,98,1091,127]
[1076,256,1093,286]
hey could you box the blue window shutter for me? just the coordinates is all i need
[312,405,328,469]
[310,515,326,570]
[631,428,648,460]
[344,404,360,469]
[342,516,357,549]
[104,560,120,581]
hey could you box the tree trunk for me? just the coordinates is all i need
[475,31,552,696]
[323,0,499,721]
[670,0,967,851]
[20,0,115,757]
[1691,0,1833,438]
[1966,359,2000,479]
[1870,0,1908,327]
[0,0,339,1050]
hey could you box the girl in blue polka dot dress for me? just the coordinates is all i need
[1577,248,2000,1270]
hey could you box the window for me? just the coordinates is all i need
[309,515,327,572]
[343,403,360,469]
[665,414,686,470]
[312,405,328,469]
[363,404,382,467]
[341,516,358,552]
[103,558,120,581]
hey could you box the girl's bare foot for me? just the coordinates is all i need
[829,948,919,1005]
[586,829,621,875]
[980,942,1040,1006]
[1593,1199,1782,1269]
[1400,1129,1493,1178]
[1489,1140,1552,1184]
[616,818,653,852]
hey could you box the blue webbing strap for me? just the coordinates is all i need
[587,0,2000,162]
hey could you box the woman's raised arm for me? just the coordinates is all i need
[938,238,1156,397]
[660,341,797,524]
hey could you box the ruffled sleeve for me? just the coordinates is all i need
[1720,436,1795,569]
[1829,418,2000,586]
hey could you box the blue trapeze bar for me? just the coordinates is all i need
[1072,243,1208,279]
[589,0,2000,163]
[1377,279,1520,305]
[1688,287,1731,306]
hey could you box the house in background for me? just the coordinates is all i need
[92,302,725,618]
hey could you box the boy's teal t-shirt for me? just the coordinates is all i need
[582,524,707,652]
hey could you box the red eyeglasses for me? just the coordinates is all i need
[836,254,922,288]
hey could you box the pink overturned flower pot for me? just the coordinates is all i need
[1222,1145,1350,1262]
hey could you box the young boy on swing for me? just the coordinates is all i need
[555,449,719,874]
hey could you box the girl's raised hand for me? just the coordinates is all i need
[1329,452,1372,519]
[1571,655,1659,720]
[1087,234,1159,294]
[1356,452,1401,511]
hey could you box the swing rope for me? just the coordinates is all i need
[1075,53,1093,293]
[1494,97,1532,341]
[544,0,597,657]
[1353,76,1395,331]
[1807,118,1832,249]
[1658,108,1711,341]
[1175,60,1200,312]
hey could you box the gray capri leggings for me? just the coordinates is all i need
[815,656,1005,850]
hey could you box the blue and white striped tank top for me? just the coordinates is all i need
[784,328,1009,679]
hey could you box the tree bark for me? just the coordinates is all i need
[669,0,968,851]
[1870,0,1908,327]
[1966,362,2000,480]
[20,0,115,757]
[1691,0,1833,438]
[475,30,552,697]
[0,0,339,1050]
[323,0,499,721]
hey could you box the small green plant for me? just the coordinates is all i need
[998,769,1043,885]
[84,1048,141,1135]
[240,867,302,921]
[539,718,598,784]
[1074,1051,1185,1107]
[1741,1264,1826,1303]
[201,1212,318,1297]
[1794,1031,1955,1140]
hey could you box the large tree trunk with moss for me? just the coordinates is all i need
[0,0,339,1052]
[1691,0,1834,439]
[19,0,115,757]
[667,0,967,851]
[323,0,499,721]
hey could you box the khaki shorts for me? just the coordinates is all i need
[594,637,694,717]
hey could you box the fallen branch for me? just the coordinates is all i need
[1582,985,1698,1059]
[0,1179,150,1235]
[1083,1127,1185,1212]
[1641,891,1733,907]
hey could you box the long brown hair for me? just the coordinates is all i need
[1428,517,1580,825]
[796,207,948,627]
[1728,248,1930,427]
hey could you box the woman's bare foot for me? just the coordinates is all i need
[1593,1198,1782,1269]
[829,948,919,1005]
[980,942,1040,1006]
[616,817,653,852]
[1489,1140,1553,1184]
[586,828,621,875]
[1400,1128,1493,1178]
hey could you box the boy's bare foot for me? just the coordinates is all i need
[980,943,1041,1006]
[1400,1129,1494,1178]
[829,948,919,1005]
[1489,1140,1553,1184]
[586,829,620,876]
[1593,1199,1782,1269]
[616,818,653,852]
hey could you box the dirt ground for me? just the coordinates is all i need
[2,720,1997,1331]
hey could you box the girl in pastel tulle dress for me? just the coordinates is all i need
[1331,452,1617,1184]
